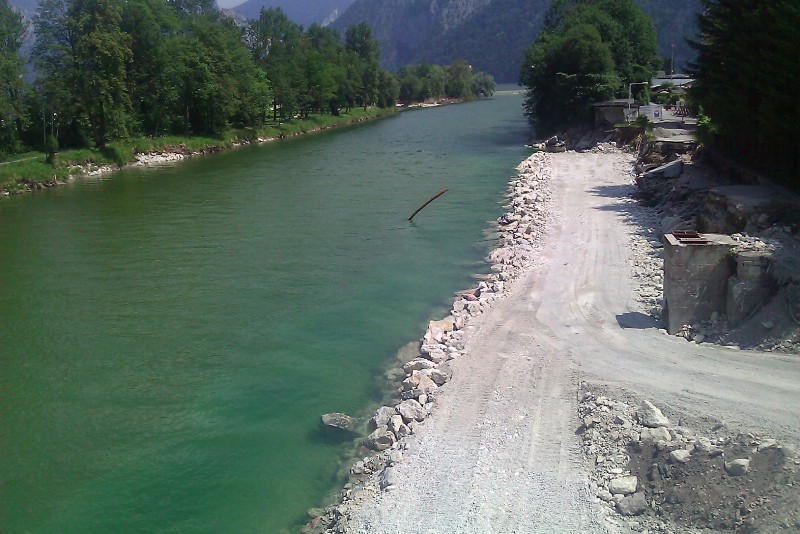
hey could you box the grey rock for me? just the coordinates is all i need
[670,449,692,464]
[428,368,450,386]
[416,373,439,392]
[598,489,614,502]
[365,427,396,451]
[321,412,357,432]
[757,439,778,451]
[401,373,421,391]
[380,467,399,490]
[422,348,448,364]
[423,317,456,344]
[693,437,721,455]
[724,458,750,476]
[608,475,638,495]
[641,427,671,443]
[644,159,683,180]
[396,399,427,423]
[617,492,648,516]
[370,406,395,431]
[402,358,436,373]
[388,415,405,435]
[638,400,670,428]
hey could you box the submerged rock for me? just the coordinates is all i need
[321,412,357,432]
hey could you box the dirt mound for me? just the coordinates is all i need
[579,386,800,533]
[629,438,799,532]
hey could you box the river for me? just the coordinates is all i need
[0,90,529,532]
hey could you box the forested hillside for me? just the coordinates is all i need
[333,0,701,82]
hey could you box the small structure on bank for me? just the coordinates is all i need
[662,230,775,335]
[593,99,638,127]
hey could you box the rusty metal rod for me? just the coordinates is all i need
[408,188,448,221]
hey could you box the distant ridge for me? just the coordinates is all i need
[331,0,702,82]
[232,0,357,27]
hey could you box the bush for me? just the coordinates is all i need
[45,135,59,164]
[99,142,134,167]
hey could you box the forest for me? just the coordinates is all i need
[0,0,494,161]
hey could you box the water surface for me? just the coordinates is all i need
[0,90,529,532]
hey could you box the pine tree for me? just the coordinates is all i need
[690,0,799,188]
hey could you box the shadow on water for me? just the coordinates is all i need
[309,422,364,446]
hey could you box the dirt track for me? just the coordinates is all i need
[343,150,800,533]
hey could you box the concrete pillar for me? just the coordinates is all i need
[662,233,736,334]
[727,251,771,328]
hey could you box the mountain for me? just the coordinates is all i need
[8,0,37,16]
[332,0,702,82]
[232,0,357,27]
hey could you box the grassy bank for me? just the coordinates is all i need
[1,107,395,194]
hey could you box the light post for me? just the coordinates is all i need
[628,81,649,120]
[671,44,675,79]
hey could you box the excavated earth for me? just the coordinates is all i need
[307,145,800,534]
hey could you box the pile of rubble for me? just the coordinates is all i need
[628,140,800,353]
[579,387,800,533]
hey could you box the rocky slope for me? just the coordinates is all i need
[232,0,356,26]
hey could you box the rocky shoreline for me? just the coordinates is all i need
[307,147,577,533]
[310,136,800,533]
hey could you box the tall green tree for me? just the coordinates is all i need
[0,0,27,155]
[345,22,380,109]
[34,0,132,147]
[247,7,304,121]
[520,0,659,134]
[120,0,179,136]
[521,23,618,133]
[689,0,799,189]
[445,60,473,99]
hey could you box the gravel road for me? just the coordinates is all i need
[342,150,800,533]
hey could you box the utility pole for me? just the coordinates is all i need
[671,44,675,79]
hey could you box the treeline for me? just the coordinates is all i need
[519,0,661,134]
[690,0,799,190]
[396,61,496,104]
[0,0,401,156]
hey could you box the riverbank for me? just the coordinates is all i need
[309,146,800,533]
[305,148,564,532]
[0,107,395,197]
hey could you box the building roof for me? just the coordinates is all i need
[593,99,637,108]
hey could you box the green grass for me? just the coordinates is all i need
[1,108,396,194]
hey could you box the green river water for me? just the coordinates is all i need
[0,90,529,533]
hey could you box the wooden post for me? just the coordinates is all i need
[408,188,448,221]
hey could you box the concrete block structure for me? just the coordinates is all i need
[727,251,771,328]
[662,232,737,334]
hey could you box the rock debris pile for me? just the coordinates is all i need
[578,387,800,533]
[304,151,555,533]
[632,145,800,353]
